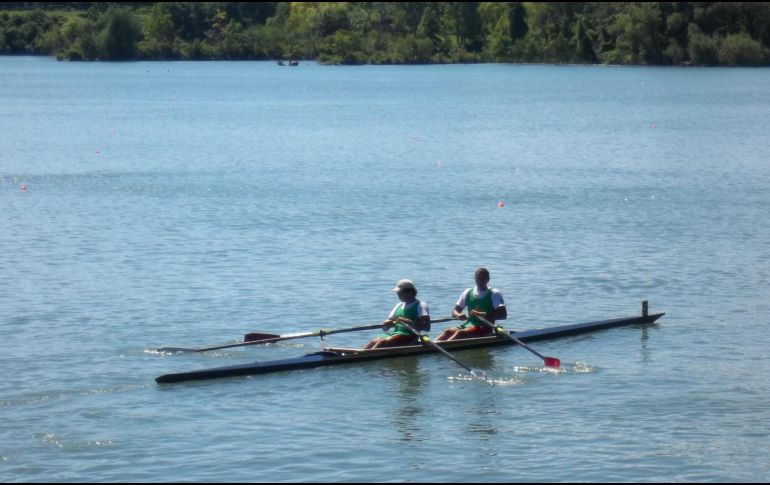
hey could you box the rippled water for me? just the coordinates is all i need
[1,57,769,481]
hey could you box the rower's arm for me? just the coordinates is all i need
[452,305,467,320]
[417,315,431,331]
[489,305,507,321]
[467,306,507,321]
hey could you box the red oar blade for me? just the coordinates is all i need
[543,357,561,368]
[244,332,282,342]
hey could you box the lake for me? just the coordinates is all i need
[1,57,769,482]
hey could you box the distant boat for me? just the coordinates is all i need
[277,60,299,67]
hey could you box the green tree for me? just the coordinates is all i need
[311,3,351,37]
[608,3,666,64]
[417,3,442,44]
[389,33,433,63]
[102,7,142,60]
[719,32,768,66]
[508,2,528,43]
[163,2,210,42]
[58,16,99,60]
[663,10,689,63]
[321,29,365,64]
[455,2,484,52]
[687,23,720,65]
[139,3,176,59]
[574,17,596,63]
[2,2,770,66]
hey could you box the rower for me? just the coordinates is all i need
[364,279,431,349]
[436,267,507,341]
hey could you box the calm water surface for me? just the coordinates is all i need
[1,57,769,482]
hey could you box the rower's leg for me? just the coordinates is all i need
[364,338,382,350]
[436,328,457,341]
[369,337,393,349]
[371,339,389,349]
[371,335,416,349]
[447,327,475,341]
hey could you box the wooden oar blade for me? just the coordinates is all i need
[244,332,282,342]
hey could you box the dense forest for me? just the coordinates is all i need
[1,2,769,65]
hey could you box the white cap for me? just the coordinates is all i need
[391,279,416,292]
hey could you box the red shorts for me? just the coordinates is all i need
[378,334,418,347]
[459,324,494,338]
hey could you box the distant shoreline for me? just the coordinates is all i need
[4,54,759,70]
[2,3,769,67]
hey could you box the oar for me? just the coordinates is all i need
[243,317,456,343]
[156,317,456,354]
[398,321,487,379]
[474,314,561,368]
[156,325,382,353]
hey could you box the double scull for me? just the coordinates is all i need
[156,305,664,384]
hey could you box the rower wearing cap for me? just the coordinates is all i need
[364,279,431,349]
[436,267,507,341]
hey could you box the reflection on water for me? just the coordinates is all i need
[377,349,520,442]
[465,395,503,439]
[376,357,427,443]
[640,325,650,363]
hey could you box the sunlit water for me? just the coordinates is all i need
[1,57,769,481]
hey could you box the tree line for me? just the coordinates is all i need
[1,2,769,66]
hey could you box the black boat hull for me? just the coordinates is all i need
[156,312,664,384]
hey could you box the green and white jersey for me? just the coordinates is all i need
[383,299,430,336]
[455,287,505,326]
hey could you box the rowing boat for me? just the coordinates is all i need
[155,309,664,384]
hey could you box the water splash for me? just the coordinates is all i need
[573,361,595,373]
[447,373,524,386]
[85,440,113,447]
[85,385,142,396]
[512,365,565,374]
[512,361,595,374]
[36,433,63,449]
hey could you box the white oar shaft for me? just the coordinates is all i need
[398,321,482,377]
[158,317,457,354]
[474,315,560,367]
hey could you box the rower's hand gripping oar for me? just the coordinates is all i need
[398,321,487,379]
[156,317,456,354]
[474,315,561,368]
